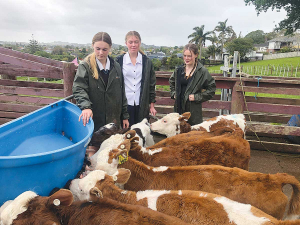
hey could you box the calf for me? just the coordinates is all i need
[0,189,189,225]
[69,169,300,225]
[130,118,155,147]
[90,122,129,148]
[129,129,250,169]
[118,157,300,220]
[89,147,300,220]
[148,126,243,149]
[150,112,246,137]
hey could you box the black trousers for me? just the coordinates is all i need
[127,104,140,127]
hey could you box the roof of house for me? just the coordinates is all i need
[254,43,268,48]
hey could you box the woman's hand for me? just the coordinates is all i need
[123,119,129,129]
[189,94,195,101]
[150,103,157,116]
[79,109,93,126]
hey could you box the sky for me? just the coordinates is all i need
[0,0,287,47]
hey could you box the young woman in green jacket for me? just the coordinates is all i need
[73,32,129,131]
[169,43,216,125]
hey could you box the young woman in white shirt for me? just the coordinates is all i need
[116,31,157,127]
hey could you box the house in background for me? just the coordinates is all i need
[254,43,269,52]
[148,51,166,60]
[268,36,300,53]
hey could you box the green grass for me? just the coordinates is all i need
[157,88,300,100]
[207,56,300,77]
[17,77,63,83]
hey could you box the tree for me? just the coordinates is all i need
[188,25,213,58]
[265,30,278,41]
[214,19,235,54]
[26,34,41,54]
[245,30,266,44]
[166,55,184,70]
[225,38,254,58]
[244,0,300,35]
[151,58,162,71]
[52,46,65,55]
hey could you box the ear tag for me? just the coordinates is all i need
[53,199,60,206]
[120,144,125,149]
[127,134,131,139]
[118,151,128,164]
[113,175,118,181]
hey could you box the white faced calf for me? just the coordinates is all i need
[69,169,300,225]
[150,112,246,137]
[0,189,188,225]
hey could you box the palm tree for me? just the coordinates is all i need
[214,19,235,54]
[188,25,213,59]
[208,32,219,47]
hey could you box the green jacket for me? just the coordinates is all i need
[169,61,216,125]
[72,56,129,131]
[115,53,156,122]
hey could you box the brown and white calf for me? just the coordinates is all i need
[90,147,300,220]
[119,157,300,220]
[0,189,189,225]
[69,169,300,225]
[129,129,250,169]
[150,112,246,137]
[148,126,244,149]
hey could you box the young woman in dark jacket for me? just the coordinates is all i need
[73,32,129,131]
[169,43,216,125]
[115,31,156,127]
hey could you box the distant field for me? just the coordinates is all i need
[207,56,300,77]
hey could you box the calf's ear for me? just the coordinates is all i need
[118,139,131,151]
[124,130,136,139]
[114,168,131,184]
[180,112,191,121]
[48,189,73,206]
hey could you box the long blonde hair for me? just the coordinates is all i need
[85,32,112,79]
[125,31,145,55]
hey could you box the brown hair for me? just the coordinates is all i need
[183,43,199,79]
[125,31,145,55]
[85,32,112,79]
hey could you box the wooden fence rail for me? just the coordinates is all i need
[0,47,76,125]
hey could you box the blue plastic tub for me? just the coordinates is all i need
[287,115,300,144]
[0,100,93,205]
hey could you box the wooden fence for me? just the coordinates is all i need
[156,71,300,153]
[0,47,76,125]
[1,49,300,153]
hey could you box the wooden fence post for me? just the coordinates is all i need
[231,81,245,114]
[270,67,273,75]
[63,62,76,98]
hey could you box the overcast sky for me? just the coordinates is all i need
[0,0,287,47]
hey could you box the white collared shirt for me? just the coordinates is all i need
[96,56,110,71]
[122,52,143,106]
